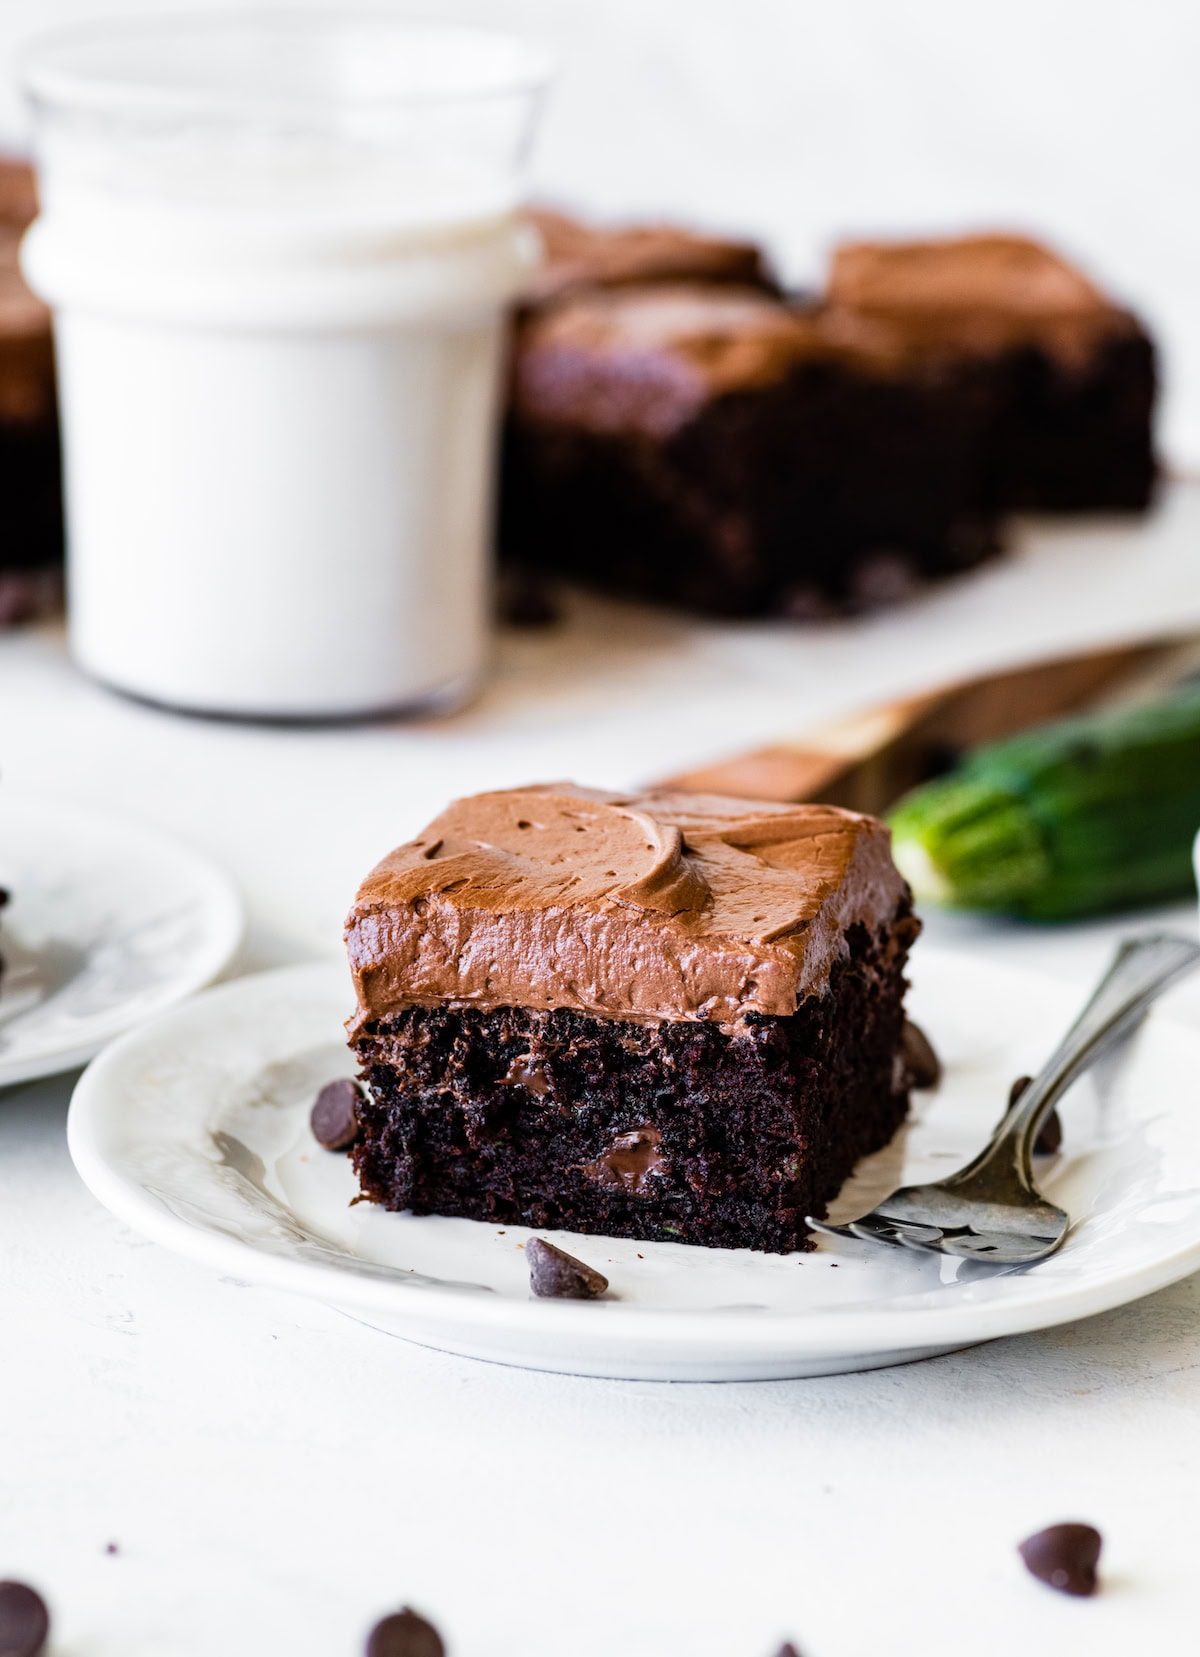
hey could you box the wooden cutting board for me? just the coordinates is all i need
[656,632,1200,816]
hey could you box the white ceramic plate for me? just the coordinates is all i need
[0,797,243,1086]
[67,948,1200,1381]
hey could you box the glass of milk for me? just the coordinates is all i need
[21,15,551,719]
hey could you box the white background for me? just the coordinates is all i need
[2,0,1199,459]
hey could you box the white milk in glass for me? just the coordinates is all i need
[22,20,547,718]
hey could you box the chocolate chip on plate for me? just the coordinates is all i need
[902,1019,941,1090]
[0,1581,50,1657]
[1018,1522,1102,1595]
[1009,1075,1063,1155]
[1034,1109,1063,1155]
[527,1236,609,1300]
[311,1079,362,1151]
[365,1606,445,1657]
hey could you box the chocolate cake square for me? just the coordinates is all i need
[500,284,998,615]
[344,785,919,1254]
[827,233,1157,512]
[0,157,61,625]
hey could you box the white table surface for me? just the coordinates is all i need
[3,486,1200,1657]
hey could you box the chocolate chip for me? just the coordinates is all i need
[503,1054,551,1096]
[581,1125,666,1193]
[527,1236,609,1299]
[1018,1522,1102,1596]
[1009,1075,1062,1154]
[498,566,560,627]
[1035,1109,1063,1155]
[773,1645,803,1657]
[0,1581,50,1657]
[365,1607,445,1657]
[311,1079,362,1151]
[902,1020,941,1089]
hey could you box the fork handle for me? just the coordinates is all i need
[950,932,1200,1192]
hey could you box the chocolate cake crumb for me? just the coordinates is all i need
[1018,1522,1102,1596]
[0,1581,49,1657]
[365,1607,445,1657]
[311,1079,362,1151]
[527,1236,609,1299]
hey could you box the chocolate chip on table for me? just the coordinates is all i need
[901,1019,941,1089]
[1018,1522,1102,1596]
[0,1581,50,1657]
[497,565,560,628]
[527,1236,609,1299]
[1009,1075,1063,1155]
[365,1606,445,1657]
[310,1079,362,1151]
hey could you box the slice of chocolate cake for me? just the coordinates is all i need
[524,207,779,308]
[0,156,61,625]
[344,785,919,1254]
[827,233,1157,512]
[501,284,998,615]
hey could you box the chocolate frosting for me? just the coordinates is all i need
[345,785,911,1035]
[512,285,919,439]
[0,158,37,230]
[524,207,776,306]
[0,159,53,427]
[827,233,1137,365]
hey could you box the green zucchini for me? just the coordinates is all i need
[887,684,1200,920]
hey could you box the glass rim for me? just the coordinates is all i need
[21,10,556,120]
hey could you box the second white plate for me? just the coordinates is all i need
[67,946,1200,1380]
[0,796,243,1086]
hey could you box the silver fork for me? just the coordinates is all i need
[809,933,1200,1265]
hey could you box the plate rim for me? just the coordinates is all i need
[66,953,1200,1363]
[0,792,245,1085]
